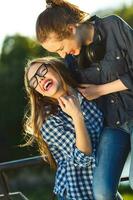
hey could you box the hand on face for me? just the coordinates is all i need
[78,84,101,100]
[58,92,82,119]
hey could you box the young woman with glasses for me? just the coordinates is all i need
[24,57,103,200]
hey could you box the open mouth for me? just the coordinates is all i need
[43,79,53,91]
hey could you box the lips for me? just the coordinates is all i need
[43,79,53,91]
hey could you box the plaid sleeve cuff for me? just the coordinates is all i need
[69,144,95,168]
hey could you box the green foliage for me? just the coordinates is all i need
[119,184,133,199]
[0,35,49,161]
[115,4,133,27]
[95,3,133,28]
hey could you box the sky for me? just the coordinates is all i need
[0,0,132,49]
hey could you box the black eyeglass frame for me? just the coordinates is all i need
[28,63,48,89]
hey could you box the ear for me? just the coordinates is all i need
[67,24,77,35]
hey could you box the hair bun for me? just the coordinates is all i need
[46,0,64,7]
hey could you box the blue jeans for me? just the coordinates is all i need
[93,126,132,200]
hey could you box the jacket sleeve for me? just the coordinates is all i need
[116,15,133,90]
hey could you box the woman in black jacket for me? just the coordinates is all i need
[35,0,133,199]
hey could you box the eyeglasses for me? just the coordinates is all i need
[29,63,48,89]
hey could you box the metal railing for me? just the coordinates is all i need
[0,156,129,199]
[0,156,45,200]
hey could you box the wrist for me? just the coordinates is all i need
[98,84,109,96]
[72,112,84,121]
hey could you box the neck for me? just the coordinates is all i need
[53,89,66,100]
[76,23,94,46]
[54,87,76,100]
[86,24,95,45]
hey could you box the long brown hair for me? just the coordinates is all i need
[23,57,78,169]
[36,0,90,43]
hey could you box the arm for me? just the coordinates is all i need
[78,65,131,101]
[41,117,95,168]
[58,95,92,154]
[98,79,128,95]
[72,113,92,154]
[78,79,128,100]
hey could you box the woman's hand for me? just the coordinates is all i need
[78,84,102,100]
[58,94,82,119]
[78,80,128,100]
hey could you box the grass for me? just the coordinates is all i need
[119,183,133,200]
[122,194,133,200]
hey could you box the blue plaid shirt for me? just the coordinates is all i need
[41,92,103,200]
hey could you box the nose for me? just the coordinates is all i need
[36,75,44,85]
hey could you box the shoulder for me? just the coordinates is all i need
[95,15,128,36]
[98,14,124,25]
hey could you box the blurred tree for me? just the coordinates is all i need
[95,3,133,28]
[0,35,52,162]
[115,4,133,27]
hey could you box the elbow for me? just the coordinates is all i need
[81,146,92,155]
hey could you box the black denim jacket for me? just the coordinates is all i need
[65,15,133,127]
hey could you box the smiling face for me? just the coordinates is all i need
[27,62,66,99]
[42,32,81,58]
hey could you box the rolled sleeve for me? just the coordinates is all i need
[68,144,95,168]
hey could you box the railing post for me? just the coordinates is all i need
[0,170,11,200]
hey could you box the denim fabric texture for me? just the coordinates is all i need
[93,125,132,200]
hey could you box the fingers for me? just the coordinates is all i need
[70,95,77,100]
[58,95,76,108]
[60,95,76,102]
[59,96,69,104]
[58,96,70,109]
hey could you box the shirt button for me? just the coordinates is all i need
[116,121,120,125]
[116,56,120,60]
[96,67,100,71]
[110,99,115,103]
